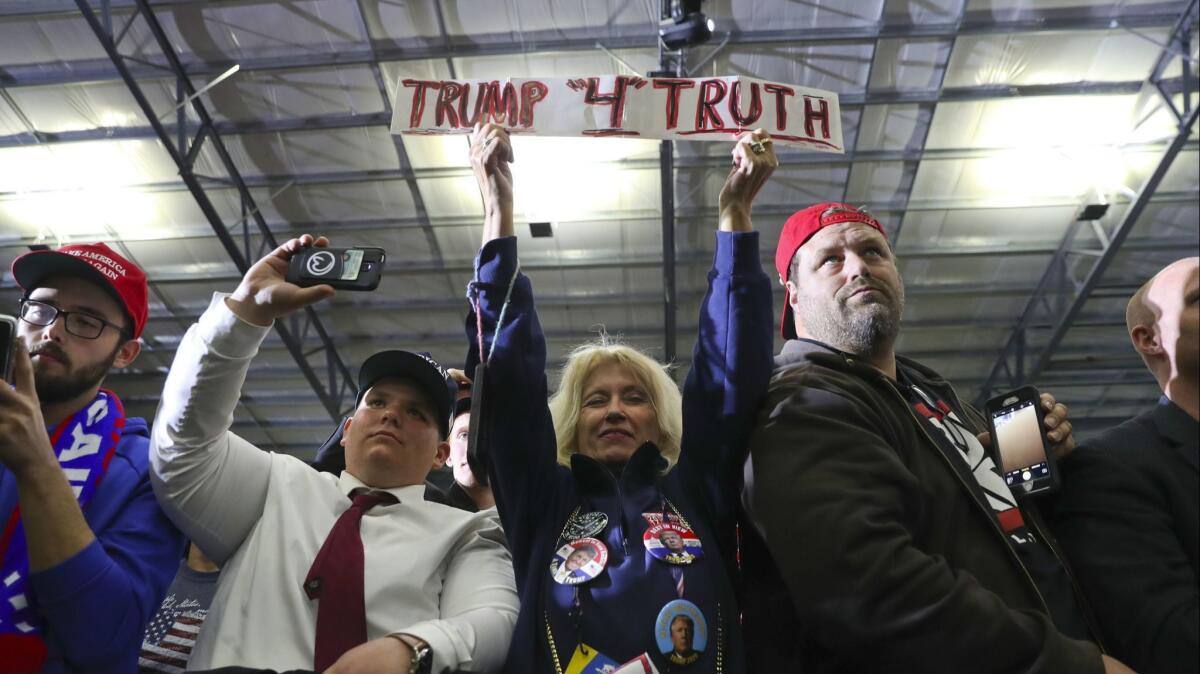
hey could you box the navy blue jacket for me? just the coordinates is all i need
[0,416,184,673]
[465,233,772,673]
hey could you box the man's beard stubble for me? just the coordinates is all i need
[31,341,121,405]
[795,277,905,358]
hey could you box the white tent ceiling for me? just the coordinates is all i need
[0,0,1197,454]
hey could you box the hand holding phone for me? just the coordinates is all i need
[286,247,386,291]
[985,386,1061,496]
[227,235,337,327]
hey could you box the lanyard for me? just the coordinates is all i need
[467,261,521,365]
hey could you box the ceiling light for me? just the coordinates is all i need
[505,136,655,224]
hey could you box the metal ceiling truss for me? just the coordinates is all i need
[881,0,966,245]
[974,0,1200,406]
[73,0,356,422]
[2,140,1195,202]
[0,4,1189,87]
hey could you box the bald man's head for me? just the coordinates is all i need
[1125,280,1155,336]
[1126,257,1199,391]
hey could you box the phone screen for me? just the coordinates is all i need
[339,249,364,281]
[991,398,1050,488]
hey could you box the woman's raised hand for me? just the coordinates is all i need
[470,122,515,243]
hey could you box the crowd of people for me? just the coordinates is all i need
[0,123,1195,674]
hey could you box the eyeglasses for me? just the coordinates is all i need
[19,299,129,340]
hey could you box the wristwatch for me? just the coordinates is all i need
[392,633,433,674]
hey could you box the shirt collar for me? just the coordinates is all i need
[1155,396,1198,448]
[337,470,427,505]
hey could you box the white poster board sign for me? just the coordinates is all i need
[390,75,843,153]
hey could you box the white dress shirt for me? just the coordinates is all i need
[150,294,517,673]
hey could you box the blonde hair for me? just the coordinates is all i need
[549,340,683,471]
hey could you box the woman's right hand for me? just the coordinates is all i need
[470,122,515,243]
[718,128,778,233]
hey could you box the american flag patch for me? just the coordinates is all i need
[138,611,206,674]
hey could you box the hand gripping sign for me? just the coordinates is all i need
[390,75,844,153]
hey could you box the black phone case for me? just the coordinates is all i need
[465,361,492,488]
[285,247,386,291]
[0,315,16,383]
[984,385,1061,497]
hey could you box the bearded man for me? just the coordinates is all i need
[0,243,182,673]
[739,203,1135,674]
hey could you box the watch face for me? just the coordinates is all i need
[414,645,433,674]
[397,637,432,674]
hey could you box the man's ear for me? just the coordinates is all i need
[784,279,802,310]
[1131,324,1163,357]
[432,440,450,469]
[112,338,141,369]
[339,415,353,447]
[785,278,806,336]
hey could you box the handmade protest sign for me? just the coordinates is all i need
[390,75,843,153]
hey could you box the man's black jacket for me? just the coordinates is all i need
[740,339,1104,674]
[1051,397,1198,674]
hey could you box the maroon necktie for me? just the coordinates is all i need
[304,489,398,672]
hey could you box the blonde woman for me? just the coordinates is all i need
[465,122,775,673]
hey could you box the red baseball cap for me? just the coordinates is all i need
[774,202,886,339]
[12,242,149,339]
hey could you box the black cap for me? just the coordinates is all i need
[310,417,349,475]
[356,350,457,438]
[453,396,472,420]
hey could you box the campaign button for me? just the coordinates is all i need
[643,522,702,565]
[563,510,609,539]
[549,537,608,585]
[655,599,707,667]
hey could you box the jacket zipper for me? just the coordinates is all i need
[1022,504,1110,652]
[591,463,631,556]
[882,380,1053,617]
[951,386,1108,652]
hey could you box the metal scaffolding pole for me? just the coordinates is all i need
[974,0,1200,406]
[74,0,357,421]
[654,5,683,365]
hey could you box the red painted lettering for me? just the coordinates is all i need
[653,78,695,130]
[763,84,796,131]
[582,76,638,129]
[728,81,762,127]
[695,79,728,131]
[482,81,519,125]
[401,79,443,128]
[458,82,488,127]
[803,96,831,139]
[519,80,549,127]
[435,82,464,127]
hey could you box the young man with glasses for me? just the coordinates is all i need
[0,243,183,673]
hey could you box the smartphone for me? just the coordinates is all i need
[985,386,1060,496]
[465,362,491,488]
[0,314,16,383]
[285,247,386,291]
